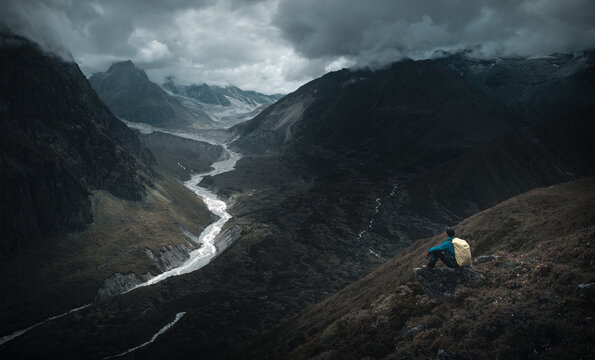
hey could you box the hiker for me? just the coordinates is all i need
[425,227,471,268]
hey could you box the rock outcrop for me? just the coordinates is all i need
[214,224,242,252]
[414,267,482,298]
[436,349,474,360]
[96,273,142,301]
[475,255,499,263]
[145,244,194,273]
[577,283,595,295]
[96,243,195,301]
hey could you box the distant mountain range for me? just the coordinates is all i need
[89,60,217,129]
[89,60,284,129]
[162,77,284,127]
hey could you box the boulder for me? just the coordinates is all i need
[475,255,499,263]
[436,349,474,360]
[577,283,595,295]
[414,267,482,298]
[96,273,142,301]
[403,323,426,339]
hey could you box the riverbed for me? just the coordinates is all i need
[0,123,241,347]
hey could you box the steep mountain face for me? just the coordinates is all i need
[162,78,283,127]
[407,108,595,221]
[231,59,516,157]
[0,33,153,254]
[437,50,595,120]
[89,61,215,129]
[247,178,595,360]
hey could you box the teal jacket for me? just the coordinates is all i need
[429,237,456,263]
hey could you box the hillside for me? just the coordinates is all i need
[210,55,595,265]
[230,59,516,156]
[0,33,153,254]
[405,107,595,224]
[247,177,595,360]
[89,61,216,129]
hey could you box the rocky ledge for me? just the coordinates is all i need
[414,267,482,298]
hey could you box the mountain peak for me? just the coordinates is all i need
[109,59,135,69]
[104,59,148,80]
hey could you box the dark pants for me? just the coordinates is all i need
[427,251,458,268]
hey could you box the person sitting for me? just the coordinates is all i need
[425,227,459,268]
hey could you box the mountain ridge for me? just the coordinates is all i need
[435,49,595,121]
[230,59,518,156]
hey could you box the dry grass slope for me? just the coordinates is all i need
[249,177,595,360]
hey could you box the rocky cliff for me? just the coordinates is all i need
[0,33,153,254]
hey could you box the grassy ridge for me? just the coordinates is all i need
[247,178,595,359]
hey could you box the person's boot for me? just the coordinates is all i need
[425,254,437,268]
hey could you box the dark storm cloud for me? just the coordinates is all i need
[274,0,595,65]
[0,0,214,60]
[0,0,302,93]
[1,0,593,93]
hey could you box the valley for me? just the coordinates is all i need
[1,21,594,360]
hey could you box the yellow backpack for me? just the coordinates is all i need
[452,237,472,267]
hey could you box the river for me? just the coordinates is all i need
[0,123,241,347]
[136,142,241,287]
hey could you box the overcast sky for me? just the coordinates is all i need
[1,0,594,94]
